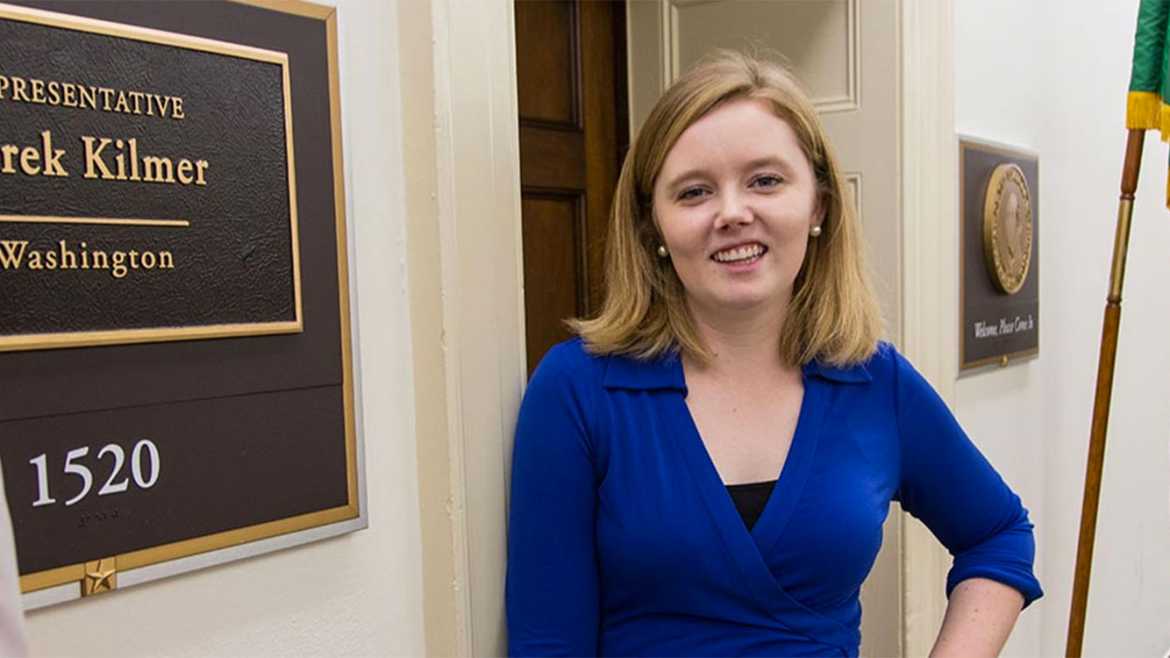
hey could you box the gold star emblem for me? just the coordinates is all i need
[82,558,116,596]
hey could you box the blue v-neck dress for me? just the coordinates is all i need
[506,339,1042,657]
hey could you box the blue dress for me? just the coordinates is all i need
[507,339,1042,657]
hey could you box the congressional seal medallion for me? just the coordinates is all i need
[982,163,1033,294]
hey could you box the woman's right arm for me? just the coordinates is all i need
[506,345,601,657]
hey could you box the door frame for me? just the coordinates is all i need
[402,0,955,655]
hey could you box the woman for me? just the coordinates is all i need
[507,51,1041,657]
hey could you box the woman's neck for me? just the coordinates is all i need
[685,299,791,378]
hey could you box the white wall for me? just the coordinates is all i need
[23,1,427,655]
[955,2,1170,656]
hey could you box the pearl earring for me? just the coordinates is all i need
[657,245,669,258]
[810,225,822,238]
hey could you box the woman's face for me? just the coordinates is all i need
[652,97,823,321]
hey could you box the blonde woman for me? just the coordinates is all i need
[507,51,1040,657]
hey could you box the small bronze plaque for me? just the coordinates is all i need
[961,138,1039,370]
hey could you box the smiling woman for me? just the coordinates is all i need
[506,51,1042,658]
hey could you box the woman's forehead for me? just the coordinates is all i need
[657,99,807,181]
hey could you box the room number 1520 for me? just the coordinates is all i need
[29,439,161,508]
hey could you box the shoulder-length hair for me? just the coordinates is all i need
[570,50,882,367]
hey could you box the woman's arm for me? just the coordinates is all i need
[930,577,1025,658]
[506,343,601,656]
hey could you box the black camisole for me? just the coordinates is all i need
[725,479,777,530]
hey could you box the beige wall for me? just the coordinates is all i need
[24,1,429,655]
[955,1,1170,656]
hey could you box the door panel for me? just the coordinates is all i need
[521,196,586,364]
[515,0,626,374]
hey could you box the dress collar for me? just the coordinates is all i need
[601,350,872,390]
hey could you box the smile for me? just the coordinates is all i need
[711,243,768,264]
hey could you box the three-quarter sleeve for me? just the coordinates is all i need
[891,349,1043,607]
[506,344,601,656]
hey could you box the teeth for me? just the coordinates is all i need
[713,243,765,263]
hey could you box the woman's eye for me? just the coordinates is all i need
[678,187,707,201]
[752,175,783,189]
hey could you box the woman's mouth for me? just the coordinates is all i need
[711,242,768,265]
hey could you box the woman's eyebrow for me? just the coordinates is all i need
[662,168,711,192]
[743,156,793,173]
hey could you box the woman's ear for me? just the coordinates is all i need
[812,190,829,231]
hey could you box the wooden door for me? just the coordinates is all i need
[514,0,627,374]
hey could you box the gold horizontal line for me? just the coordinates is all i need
[0,215,190,228]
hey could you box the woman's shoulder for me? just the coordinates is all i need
[807,340,899,383]
[530,338,682,395]
[531,337,606,378]
[525,338,610,399]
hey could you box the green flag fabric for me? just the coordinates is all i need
[1130,0,1170,203]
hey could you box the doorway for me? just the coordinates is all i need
[514,0,629,374]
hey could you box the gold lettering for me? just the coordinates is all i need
[27,250,42,270]
[128,91,144,115]
[19,146,40,176]
[111,251,127,279]
[11,77,29,102]
[82,136,115,180]
[176,159,194,184]
[44,250,57,270]
[63,83,78,108]
[1,145,17,174]
[99,87,114,112]
[141,251,156,269]
[0,75,9,99]
[58,240,77,269]
[78,85,96,110]
[0,241,28,269]
[113,91,130,114]
[142,156,175,184]
[40,131,68,177]
[80,242,89,269]
[30,79,45,104]
[172,97,184,120]
[128,138,140,181]
[47,81,61,105]
[113,140,128,181]
[91,249,108,270]
[128,250,140,269]
[153,95,171,117]
[158,251,174,269]
[195,160,209,186]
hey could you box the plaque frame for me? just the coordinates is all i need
[3,0,365,609]
[0,1,305,352]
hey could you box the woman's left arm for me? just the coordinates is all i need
[930,577,1025,658]
[889,346,1042,654]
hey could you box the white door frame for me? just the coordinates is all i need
[404,0,955,655]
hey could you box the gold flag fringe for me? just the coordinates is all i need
[1127,91,1170,207]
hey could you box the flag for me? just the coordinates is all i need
[1129,0,1170,203]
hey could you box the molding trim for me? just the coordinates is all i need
[663,0,859,113]
[408,0,527,655]
[899,0,957,654]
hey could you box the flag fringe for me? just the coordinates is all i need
[1126,91,1170,140]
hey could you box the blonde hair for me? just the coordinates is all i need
[571,50,882,367]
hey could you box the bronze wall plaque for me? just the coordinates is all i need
[0,0,359,602]
[961,138,1039,370]
[0,2,302,351]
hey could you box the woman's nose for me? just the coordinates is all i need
[714,190,753,229]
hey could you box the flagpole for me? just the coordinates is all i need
[1064,128,1144,658]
